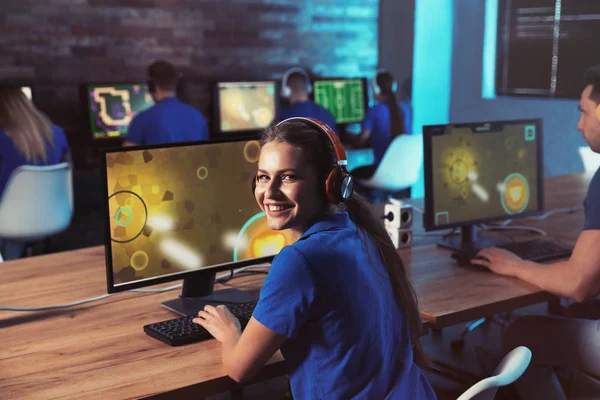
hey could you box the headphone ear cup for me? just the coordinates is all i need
[372,76,380,96]
[325,167,354,204]
[595,105,600,121]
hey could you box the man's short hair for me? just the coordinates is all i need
[584,65,600,104]
[147,60,179,92]
[287,72,308,94]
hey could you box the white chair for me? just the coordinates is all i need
[357,134,423,195]
[0,163,73,258]
[457,346,532,400]
[578,146,600,173]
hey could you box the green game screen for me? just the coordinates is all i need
[430,122,540,227]
[105,139,296,287]
[313,79,365,124]
[87,83,154,139]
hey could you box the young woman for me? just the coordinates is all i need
[0,85,71,259]
[193,118,435,399]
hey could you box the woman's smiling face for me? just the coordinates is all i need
[254,141,324,239]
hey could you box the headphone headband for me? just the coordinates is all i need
[276,117,347,166]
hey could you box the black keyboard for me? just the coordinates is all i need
[453,238,573,265]
[144,301,258,346]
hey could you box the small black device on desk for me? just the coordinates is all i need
[451,238,573,268]
[144,301,258,346]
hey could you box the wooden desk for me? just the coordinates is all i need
[0,247,283,399]
[402,172,592,328]
[0,173,590,399]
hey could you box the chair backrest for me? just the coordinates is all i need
[0,163,73,242]
[358,134,423,192]
[457,346,532,400]
[579,146,600,173]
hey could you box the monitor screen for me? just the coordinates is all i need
[20,86,32,100]
[423,119,544,231]
[103,138,296,292]
[216,81,277,133]
[313,78,367,124]
[87,83,154,139]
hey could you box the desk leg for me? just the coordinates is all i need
[231,387,244,400]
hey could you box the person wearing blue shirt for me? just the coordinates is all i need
[193,118,436,399]
[0,85,71,260]
[348,70,411,200]
[278,67,339,135]
[471,65,600,399]
[124,60,209,146]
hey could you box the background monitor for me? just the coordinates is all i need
[215,81,277,134]
[87,83,154,139]
[102,138,296,315]
[20,86,32,101]
[423,119,544,251]
[313,78,367,124]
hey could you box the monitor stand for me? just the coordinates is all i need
[437,225,508,254]
[161,269,259,316]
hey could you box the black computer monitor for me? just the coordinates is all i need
[312,78,368,124]
[423,119,544,251]
[20,86,32,101]
[214,80,278,135]
[102,138,296,316]
[87,83,154,139]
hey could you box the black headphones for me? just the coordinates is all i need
[252,117,354,204]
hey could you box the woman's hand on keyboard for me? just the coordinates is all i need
[193,305,242,345]
[471,247,523,277]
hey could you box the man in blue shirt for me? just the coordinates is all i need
[471,65,600,399]
[278,67,339,135]
[124,61,209,146]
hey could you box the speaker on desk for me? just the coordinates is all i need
[383,199,413,249]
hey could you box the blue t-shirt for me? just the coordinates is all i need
[363,102,412,165]
[583,166,600,230]
[279,101,339,135]
[0,125,70,199]
[126,97,209,145]
[253,213,436,400]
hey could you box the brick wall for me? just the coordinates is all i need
[0,0,379,166]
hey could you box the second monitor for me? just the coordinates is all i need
[423,119,544,251]
[87,83,154,139]
[215,81,277,135]
[313,78,367,124]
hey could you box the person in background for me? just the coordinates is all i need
[472,65,600,399]
[347,70,412,200]
[0,84,71,260]
[193,118,436,399]
[278,67,339,135]
[124,60,209,146]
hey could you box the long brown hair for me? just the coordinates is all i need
[0,85,54,163]
[376,71,407,139]
[261,119,428,367]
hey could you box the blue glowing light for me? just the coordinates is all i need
[482,0,498,99]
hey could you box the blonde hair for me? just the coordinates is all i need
[0,85,54,163]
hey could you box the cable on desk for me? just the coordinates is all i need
[0,265,271,312]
